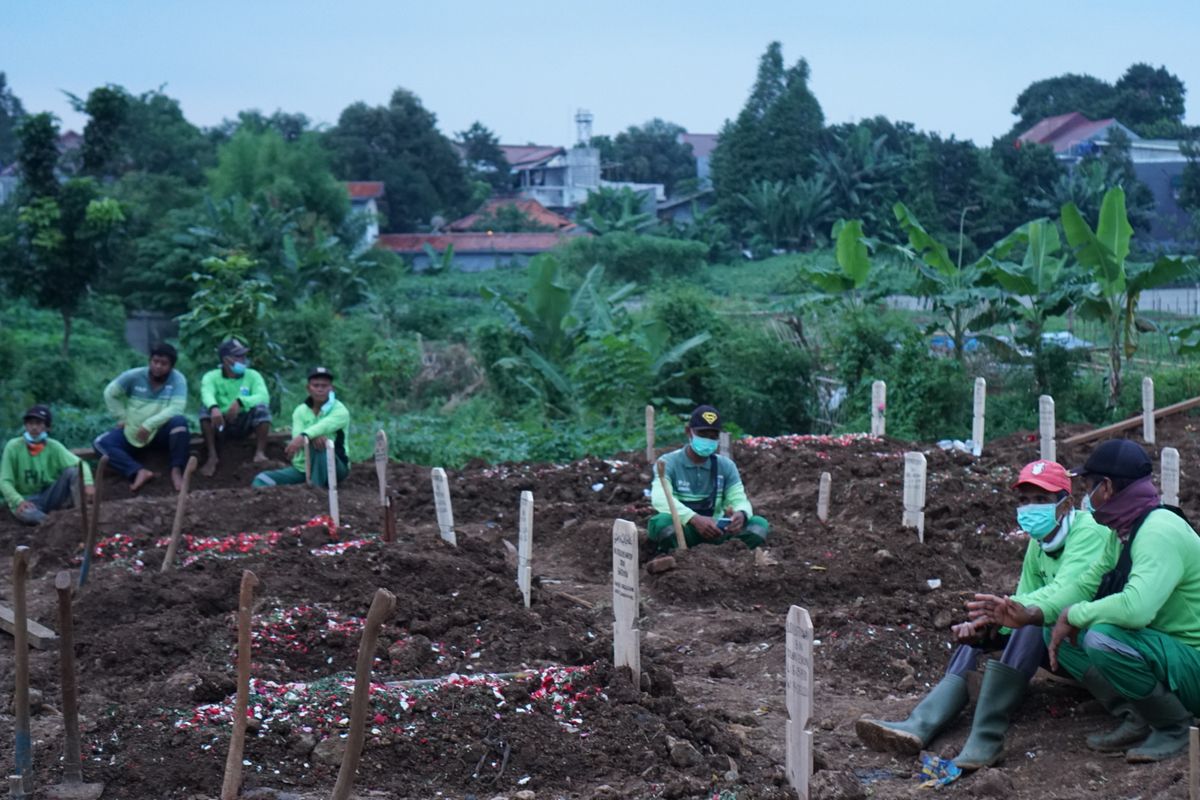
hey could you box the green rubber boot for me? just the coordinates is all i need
[953,660,1028,771]
[1079,666,1150,752]
[855,674,968,755]
[1124,684,1194,763]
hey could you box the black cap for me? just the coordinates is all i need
[218,338,249,359]
[308,366,335,381]
[23,404,51,427]
[1072,439,1152,481]
[688,404,722,431]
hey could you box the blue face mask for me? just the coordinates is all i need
[1017,503,1060,540]
[230,361,247,377]
[1081,494,1094,514]
[690,434,719,458]
[23,431,48,444]
[320,391,337,415]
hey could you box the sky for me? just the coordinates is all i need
[5,1,1199,147]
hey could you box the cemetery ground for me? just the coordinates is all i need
[2,420,1200,800]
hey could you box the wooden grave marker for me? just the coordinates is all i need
[374,430,388,507]
[902,452,927,543]
[871,381,886,436]
[719,431,731,458]
[1143,377,1156,444]
[431,468,457,547]
[518,491,533,608]
[611,519,641,681]
[785,605,814,799]
[1189,725,1198,800]
[1162,447,1181,508]
[326,440,340,528]
[1039,395,1056,462]
[817,472,831,523]
[645,405,655,463]
[972,377,986,457]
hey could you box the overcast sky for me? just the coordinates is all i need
[5,1,1199,146]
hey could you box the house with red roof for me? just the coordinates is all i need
[377,230,584,272]
[447,197,575,232]
[345,181,386,247]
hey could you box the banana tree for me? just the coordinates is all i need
[795,218,875,307]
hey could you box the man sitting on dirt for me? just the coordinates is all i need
[94,343,190,492]
[198,338,272,477]
[647,405,768,555]
[855,459,1118,771]
[1027,439,1200,764]
[252,366,350,490]
[1,405,93,524]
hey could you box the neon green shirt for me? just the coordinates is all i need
[103,367,188,446]
[1011,510,1119,621]
[0,437,92,508]
[290,397,350,471]
[650,447,752,525]
[199,367,270,412]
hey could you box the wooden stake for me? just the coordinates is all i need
[972,377,986,457]
[1163,447,1181,508]
[1143,377,1156,444]
[304,439,312,486]
[374,430,388,507]
[12,547,33,794]
[49,571,104,800]
[871,380,886,436]
[431,468,457,546]
[383,496,396,544]
[76,463,88,552]
[902,452,927,544]
[611,519,641,682]
[518,491,533,609]
[161,455,199,572]
[1039,395,1056,462]
[718,431,731,458]
[817,472,831,523]
[332,587,396,800]
[656,460,688,551]
[78,455,107,589]
[1188,725,1198,800]
[644,405,655,463]
[326,440,340,528]
[785,605,814,799]
[220,570,259,800]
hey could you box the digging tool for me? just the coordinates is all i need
[220,570,259,800]
[12,547,33,795]
[383,496,396,543]
[161,455,199,572]
[76,463,88,549]
[9,775,25,799]
[304,439,312,485]
[77,456,107,589]
[656,461,688,551]
[45,572,103,800]
[326,440,340,528]
[332,587,396,800]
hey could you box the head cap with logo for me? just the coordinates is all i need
[1071,439,1153,481]
[1012,459,1071,493]
[218,338,250,359]
[308,366,335,382]
[22,404,52,427]
[688,404,722,432]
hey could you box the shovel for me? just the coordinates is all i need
[44,571,103,800]
[656,461,688,551]
[161,455,199,572]
[12,547,33,796]
[77,456,107,589]
[220,570,259,800]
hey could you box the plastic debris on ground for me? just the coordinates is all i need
[917,752,961,786]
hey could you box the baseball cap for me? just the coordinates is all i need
[1071,439,1152,481]
[23,404,52,427]
[688,405,722,431]
[218,338,250,359]
[308,366,335,381]
[1012,459,1071,493]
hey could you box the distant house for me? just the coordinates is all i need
[1018,112,1191,242]
[678,133,719,187]
[377,230,584,272]
[447,197,576,232]
[656,189,716,226]
[345,181,385,248]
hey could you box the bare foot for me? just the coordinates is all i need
[130,469,156,493]
[200,458,219,477]
[171,467,184,492]
[252,452,269,464]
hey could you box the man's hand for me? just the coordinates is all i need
[950,619,987,644]
[210,409,225,430]
[225,400,241,419]
[1048,607,1079,672]
[967,594,1037,629]
[724,506,747,534]
[285,435,305,458]
[84,485,95,500]
[690,515,723,540]
[309,435,328,451]
[16,500,35,516]
[135,426,151,443]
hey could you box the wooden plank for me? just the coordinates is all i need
[971,377,986,457]
[902,452,927,543]
[785,605,813,799]
[1064,395,1200,446]
[70,431,290,459]
[817,472,831,523]
[326,441,340,528]
[1143,377,1156,445]
[1163,448,1181,507]
[518,491,533,608]
[611,519,641,681]
[431,468,457,547]
[871,381,886,436]
[1039,395,1056,462]
[0,604,57,649]
[718,431,731,458]
[644,405,655,463]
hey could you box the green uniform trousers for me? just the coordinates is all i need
[252,456,349,490]
[1048,623,1200,713]
[647,512,769,553]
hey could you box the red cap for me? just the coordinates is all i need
[1012,460,1072,493]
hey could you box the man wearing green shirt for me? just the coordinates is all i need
[647,405,768,553]
[1,405,93,524]
[199,338,272,477]
[857,459,1118,770]
[1041,439,1200,763]
[252,366,349,490]
[93,343,190,492]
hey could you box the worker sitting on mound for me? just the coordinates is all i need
[1,405,93,525]
[252,366,349,490]
[647,404,768,554]
[855,458,1118,771]
[199,338,272,477]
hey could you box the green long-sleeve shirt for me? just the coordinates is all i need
[199,367,270,412]
[103,367,188,446]
[290,397,350,471]
[1011,510,1119,620]
[1056,509,1200,649]
[0,437,92,508]
[650,448,752,525]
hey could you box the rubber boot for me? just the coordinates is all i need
[953,659,1028,771]
[1079,666,1150,752]
[855,674,968,755]
[1124,684,1194,763]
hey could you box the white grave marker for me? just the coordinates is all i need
[374,430,388,507]
[902,452,927,543]
[1162,447,1181,508]
[785,605,814,799]
[1039,395,1056,462]
[325,441,340,528]
[719,431,731,458]
[1143,377,1156,444]
[430,468,457,547]
[645,405,655,463]
[817,472,831,523]
[611,519,641,681]
[871,381,886,436]
[518,491,533,608]
[972,377,986,457]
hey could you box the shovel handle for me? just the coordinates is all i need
[161,456,199,572]
[12,548,32,793]
[656,461,688,551]
[55,571,84,784]
[78,455,108,589]
[220,570,259,800]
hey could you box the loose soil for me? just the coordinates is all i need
[2,417,1200,799]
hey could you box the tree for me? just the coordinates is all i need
[324,88,471,232]
[591,118,697,196]
[0,72,26,165]
[577,186,656,234]
[210,109,313,143]
[814,124,904,230]
[1009,73,1115,135]
[15,112,61,200]
[80,85,130,177]
[1112,63,1187,132]
[458,121,510,193]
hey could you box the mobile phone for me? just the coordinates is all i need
[716,517,732,531]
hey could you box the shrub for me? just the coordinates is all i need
[557,232,707,282]
[703,325,815,435]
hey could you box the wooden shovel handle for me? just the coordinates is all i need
[12,547,32,792]
[77,462,89,546]
[656,461,688,551]
[220,570,259,800]
[78,455,108,589]
[161,455,199,572]
[332,588,396,800]
[55,570,84,783]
